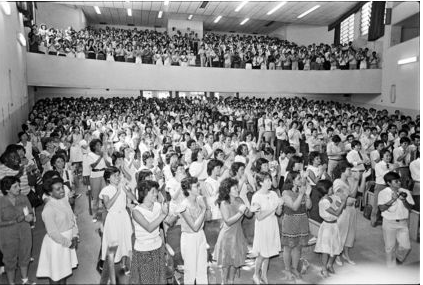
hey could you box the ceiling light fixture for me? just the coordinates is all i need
[158,10,163,18]
[214,15,222,23]
[240,18,249,25]
[267,2,286,15]
[1,1,11,15]
[297,5,320,18]
[164,0,170,6]
[235,1,248,12]
[94,6,101,14]
[127,8,132,16]
[188,14,193,20]
[398,56,417,65]
[17,32,26,46]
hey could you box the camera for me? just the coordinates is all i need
[399,192,408,198]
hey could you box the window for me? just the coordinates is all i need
[361,2,372,36]
[340,14,355,44]
[142,91,153,99]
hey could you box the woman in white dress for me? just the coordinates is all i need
[99,167,137,275]
[332,162,371,266]
[36,177,78,284]
[251,172,283,284]
[314,180,347,278]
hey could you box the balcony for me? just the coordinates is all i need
[27,53,382,95]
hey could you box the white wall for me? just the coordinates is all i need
[26,53,382,95]
[35,2,86,31]
[167,18,203,38]
[91,23,166,33]
[0,5,30,151]
[271,25,334,46]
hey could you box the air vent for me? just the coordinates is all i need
[154,25,162,28]
[264,21,274,27]
[200,1,209,9]
[128,23,134,26]
[253,32,258,34]
[100,22,107,25]
[229,31,235,33]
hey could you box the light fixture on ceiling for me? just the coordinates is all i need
[17,32,26,46]
[214,15,222,23]
[164,0,170,6]
[297,5,320,18]
[240,18,249,25]
[94,6,101,15]
[235,1,248,12]
[1,1,11,15]
[127,8,132,16]
[267,2,286,15]
[188,14,193,20]
[158,10,163,18]
[398,56,417,65]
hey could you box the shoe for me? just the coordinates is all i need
[327,266,336,274]
[21,278,36,284]
[291,269,302,279]
[342,254,356,265]
[370,221,377,227]
[396,258,404,265]
[320,269,329,278]
[0,266,4,275]
[253,274,261,284]
[335,256,343,266]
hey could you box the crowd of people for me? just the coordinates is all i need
[28,24,381,70]
[0,94,418,284]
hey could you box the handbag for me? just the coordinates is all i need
[27,189,43,208]
[363,204,372,220]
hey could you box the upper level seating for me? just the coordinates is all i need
[28,24,381,70]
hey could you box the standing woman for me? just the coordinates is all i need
[251,172,282,284]
[36,177,78,284]
[99,167,136,275]
[130,180,168,284]
[332,162,371,266]
[288,121,301,154]
[214,178,252,284]
[0,176,34,285]
[281,172,311,280]
[178,176,208,285]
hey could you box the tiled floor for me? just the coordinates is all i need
[1,181,420,284]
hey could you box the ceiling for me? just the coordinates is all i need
[58,1,359,34]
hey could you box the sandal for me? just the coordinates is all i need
[320,269,329,278]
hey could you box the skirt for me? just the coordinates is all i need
[314,221,342,256]
[36,229,78,281]
[130,246,166,284]
[101,211,133,262]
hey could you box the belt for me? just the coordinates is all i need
[352,170,365,172]
[328,158,342,161]
[395,219,408,222]
[92,168,105,172]
[323,220,337,224]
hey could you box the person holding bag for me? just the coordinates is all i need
[36,177,79,284]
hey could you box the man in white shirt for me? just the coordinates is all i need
[346,140,369,175]
[378,172,414,267]
[393,137,412,189]
[326,135,345,179]
[371,149,397,227]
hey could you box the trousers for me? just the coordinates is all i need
[181,230,208,284]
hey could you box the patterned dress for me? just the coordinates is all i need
[281,190,309,247]
[213,198,248,268]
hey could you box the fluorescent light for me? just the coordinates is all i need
[297,5,320,18]
[214,15,222,23]
[240,18,249,25]
[17,32,26,46]
[127,8,132,16]
[94,6,101,14]
[164,0,170,6]
[188,14,193,20]
[1,1,11,15]
[398,56,417,65]
[267,2,286,15]
[158,10,163,18]
[235,1,248,12]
